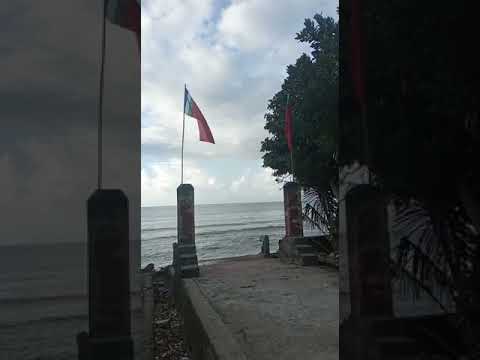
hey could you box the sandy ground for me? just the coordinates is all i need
[193,255,339,360]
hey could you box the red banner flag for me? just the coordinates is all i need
[285,99,294,152]
[184,88,215,144]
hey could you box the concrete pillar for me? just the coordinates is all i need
[176,184,199,277]
[283,182,303,238]
[279,182,319,265]
[346,184,393,320]
[177,184,195,245]
[78,189,133,360]
[339,163,370,322]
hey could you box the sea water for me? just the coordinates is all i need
[141,201,320,268]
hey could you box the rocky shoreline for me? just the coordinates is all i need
[152,270,190,360]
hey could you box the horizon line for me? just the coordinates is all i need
[141,200,283,208]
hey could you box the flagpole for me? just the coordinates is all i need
[97,0,108,189]
[181,84,186,184]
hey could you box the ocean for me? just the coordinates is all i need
[141,201,320,268]
[0,242,145,360]
[0,201,316,359]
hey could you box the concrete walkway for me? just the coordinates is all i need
[191,255,338,360]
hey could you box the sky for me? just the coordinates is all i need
[1,0,140,246]
[141,0,338,206]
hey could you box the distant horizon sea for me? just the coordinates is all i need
[141,201,321,268]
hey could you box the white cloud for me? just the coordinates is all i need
[141,0,338,206]
[230,175,246,192]
[208,177,216,185]
[141,158,281,206]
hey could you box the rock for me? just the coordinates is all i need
[240,284,255,288]
[155,318,170,326]
[143,263,155,272]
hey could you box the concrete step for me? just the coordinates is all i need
[180,264,200,278]
[295,243,315,252]
[180,253,198,259]
[295,246,314,254]
[298,252,317,257]
[296,254,318,266]
[177,244,197,253]
[292,237,312,246]
[181,264,199,270]
[179,254,198,266]
[296,244,312,249]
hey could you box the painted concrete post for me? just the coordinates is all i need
[176,184,199,277]
[346,184,393,320]
[283,182,303,238]
[339,163,370,323]
[177,184,195,245]
[78,189,133,360]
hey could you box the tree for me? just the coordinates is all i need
[339,2,480,356]
[261,14,338,238]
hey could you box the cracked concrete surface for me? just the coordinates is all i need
[192,255,339,360]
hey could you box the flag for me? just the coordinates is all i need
[285,98,294,152]
[106,0,140,47]
[184,88,215,144]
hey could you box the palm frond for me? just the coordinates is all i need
[391,198,480,320]
[302,186,338,253]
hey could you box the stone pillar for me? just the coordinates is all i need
[339,163,370,322]
[346,184,393,320]
[279,182,319,265]
[175,184,199,278]
[78,189,133,360]
[283,182,303,238]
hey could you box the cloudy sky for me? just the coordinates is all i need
[141,0,337,206]
[1,0,140,246]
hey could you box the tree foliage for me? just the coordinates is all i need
[260,14,338,235]
[339,2,480,356]
[341,2,479,216]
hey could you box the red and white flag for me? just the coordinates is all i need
[184,88,215,144]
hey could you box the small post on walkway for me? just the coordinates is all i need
[260,235,270,257]
[176,184,199,278]
[77,189,133,360]
[283,182,303,238]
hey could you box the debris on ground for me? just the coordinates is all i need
[152,270,190,360]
